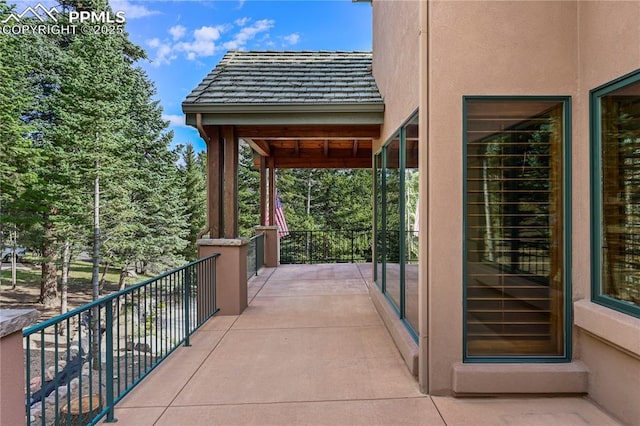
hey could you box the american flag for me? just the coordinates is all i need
[268,191,289,237]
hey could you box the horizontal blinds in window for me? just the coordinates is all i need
[465,100,564,357]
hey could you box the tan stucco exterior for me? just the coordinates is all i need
[371,1,640,423]
[372,0,420,149]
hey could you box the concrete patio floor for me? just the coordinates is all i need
[108,263,621,426]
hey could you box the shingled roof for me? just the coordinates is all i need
[183,50,383,108]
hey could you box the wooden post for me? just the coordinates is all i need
[206,126,223,238]
[260,156,267,226]
[222,126,238,238]
[268,155,276,226]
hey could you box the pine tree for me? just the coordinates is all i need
[179,143,207,260]
[238,143,260,236]
[0,1,39,287]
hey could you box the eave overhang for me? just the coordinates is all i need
[183,102,384,126]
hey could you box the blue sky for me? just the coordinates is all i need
[111,0,374,151]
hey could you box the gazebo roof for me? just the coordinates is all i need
[183,50,383,108]
[183,51,384,169]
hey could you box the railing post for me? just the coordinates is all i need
[254,226,279,267]
[184,267,191,347]
[255,237,259,276]
[105,301,116,422]
[197,239,249,315]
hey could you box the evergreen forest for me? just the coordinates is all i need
[0,0,373,311]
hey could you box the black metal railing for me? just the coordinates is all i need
[247,232,265,279]
[23,254,219,426]
[280,229,372,264]
[484,239,550,279]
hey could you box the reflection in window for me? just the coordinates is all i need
[375,153,384,289]
[465,98,568,358]
[405,117,419,332]
[385,136,401,311]
[594,74,640,317]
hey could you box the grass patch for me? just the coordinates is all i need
[0,260,148,291]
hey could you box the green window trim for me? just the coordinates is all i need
[463,96,572,362]
[590,69,640,319]
[373,110,419,342]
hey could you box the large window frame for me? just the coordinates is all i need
[463,96,572,362]
[591,69,640,319]
[374,111,419,341]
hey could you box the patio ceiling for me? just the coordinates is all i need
[182,50,384,169]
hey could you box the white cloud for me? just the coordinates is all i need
[175,25,227,60]
[154,43,177,66]
[147,18,278,65]
[283,33,300,46]
[194,25,224,41]
[110,0,160,19]
[169,25,187,41]
[237,0,246,9]
[147,38,161,48]
[224,19,274,50]
[235,17,251,27]
[163,114,186,127]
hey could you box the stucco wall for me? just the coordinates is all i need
[574,2,640,424]
[426,0,578,395]
[371,1,640,417]
[372,0,420,149]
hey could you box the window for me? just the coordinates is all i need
[374,112,419,340]
[591,70,640,318]
[385,135,402,310]
[464,97,571,359]
[404,116,419,332]
[375,152,384,288]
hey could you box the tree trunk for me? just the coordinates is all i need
[91,166,101,369]
[92,171,100,301]
[10,229,17,289]
[306,171,312,216]
[99,261,109,294]
[118,265,129,291]
[60,239,70,315]
[40,218,59,308]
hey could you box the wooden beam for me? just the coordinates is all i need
[273,156,372,169]
[352,140,359,157]
[235,125,380,140]
[245,138,270,156]
[294,140,300,157]
[268,140,372,150]
[323,140,329,157]
[222,126,238,238]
